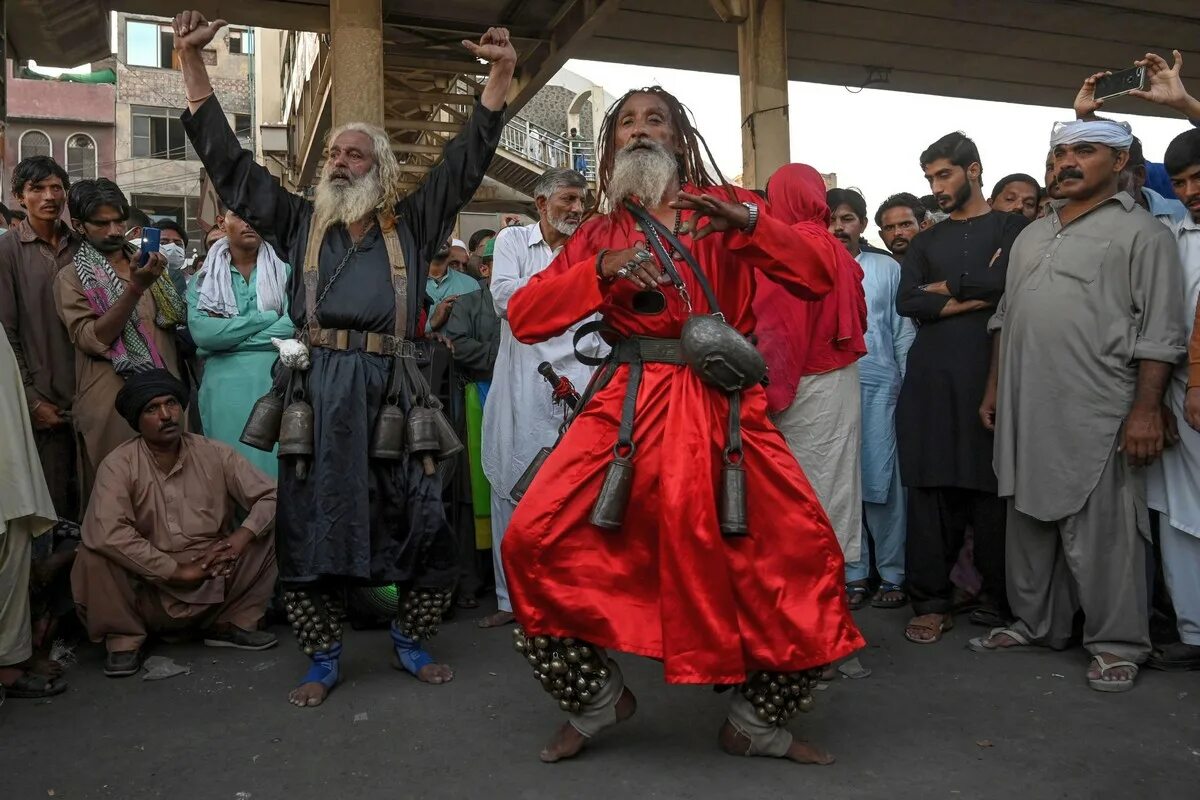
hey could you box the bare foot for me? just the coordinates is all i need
[288,682,331,708]
[718,721,835,764]
[540,687,637,763]
[978,631,1023,650]
[21,655,64,678]
[477,611,515,629]
[416,662,455,684]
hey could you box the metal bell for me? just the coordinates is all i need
[429,406,464,460]
[407,406,440,476]
[510,446,553,501]
[278,397,314,479]
[589,452,634,530]
[239,390,284,451]
[719,460,749,536]
[370,401,406,460]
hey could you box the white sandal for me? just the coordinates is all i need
[967,626,1032,653]
[1087,655,1139,693]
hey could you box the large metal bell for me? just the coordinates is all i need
[278,399,314,457]
[369,402,406,459]
[407,406,440,475]
[240,390,284,451]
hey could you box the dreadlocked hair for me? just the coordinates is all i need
[591,86,736,216]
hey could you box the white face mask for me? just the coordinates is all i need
[160,242,186,270]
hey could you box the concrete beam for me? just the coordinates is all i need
[505,0,624,115]
[330,0,384,128]
[383,56,491,75]
[736,0,789,188]
[384,119,466,132]
[110,0,330,33]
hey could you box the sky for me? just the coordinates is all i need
[567,58,1191,232]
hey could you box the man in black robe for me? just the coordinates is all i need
[173,10,514,707]
[895,132,1028,646]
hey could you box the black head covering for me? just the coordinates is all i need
[115,369,187,430]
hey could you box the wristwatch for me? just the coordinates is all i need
[741,202,759,234]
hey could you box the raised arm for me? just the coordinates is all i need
[401,28,516,261]
[174,12,306,256]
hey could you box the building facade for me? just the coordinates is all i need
[113,12,258,245]
[2,61,116,206]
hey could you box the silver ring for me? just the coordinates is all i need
[633,250,652,263]
[616,266,630,278]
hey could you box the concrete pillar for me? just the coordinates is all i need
[737,0,790,188]
[330,0,384,128]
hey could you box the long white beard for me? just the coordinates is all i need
[312,167,384,231]
[608,141,677,206]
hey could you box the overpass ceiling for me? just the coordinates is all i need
[108,0,1200,118]
[581,0,1200,118]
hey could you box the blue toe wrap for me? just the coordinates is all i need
[300,642,342,689]
[390,623,434,675]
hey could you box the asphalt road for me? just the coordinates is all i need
[3,604,1197,800]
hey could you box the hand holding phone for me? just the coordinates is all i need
[1093,66,1148,102]
[138,226,161,267]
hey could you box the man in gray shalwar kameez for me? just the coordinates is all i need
[972,119,1187,693]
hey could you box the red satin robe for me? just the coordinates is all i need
[502,184,865,684]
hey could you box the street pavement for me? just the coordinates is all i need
[3,604,1197,800]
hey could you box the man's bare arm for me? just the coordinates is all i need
[940,298,991,317]
[172,11,226,114]
[1122,360,1174,466]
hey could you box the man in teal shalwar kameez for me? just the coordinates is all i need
[186,210,293,476]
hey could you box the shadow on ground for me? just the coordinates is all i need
[2,606,1196,799]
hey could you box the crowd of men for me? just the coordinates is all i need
[2,7,1199,764]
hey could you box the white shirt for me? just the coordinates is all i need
[482,222,607,502]
[1148,212,1200,535]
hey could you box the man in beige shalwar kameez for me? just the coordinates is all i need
[0,334,64,699]
[71,369,278,677]
[973,119,1187,693]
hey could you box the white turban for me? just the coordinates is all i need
[1050,119,1135,150]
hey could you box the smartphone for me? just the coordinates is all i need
[1094,66,1147,102]
[138,227,161,267]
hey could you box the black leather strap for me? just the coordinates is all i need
[573,320,610,367]
[724,391,743,463]
[610,336,685,365]
[616,358,643,455]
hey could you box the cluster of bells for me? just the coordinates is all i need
[396,588,453,641]
[283,590,344,656]
[739,668,822,727]
[241,383,462,479]
[512,626,608,714]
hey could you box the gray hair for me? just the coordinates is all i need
[533,168,588,202]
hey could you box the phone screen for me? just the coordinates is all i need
[138,227,161,267]
[1094,66,1146,101]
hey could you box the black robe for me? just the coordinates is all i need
[895,210,1028,492]
[182,97,503,585]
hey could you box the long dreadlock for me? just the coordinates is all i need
[591,86,735,216]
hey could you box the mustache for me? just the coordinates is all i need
[1057,168,1084,182]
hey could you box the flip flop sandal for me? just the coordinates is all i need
[869,583,908,609]
[967,626,1032,653]
[904,614,953,644]
[456,595,480,610]
[1087,655,1139,693]
[845,582,870,611]
[2,673,68,699]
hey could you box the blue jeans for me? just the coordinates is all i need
[845,459,906,586]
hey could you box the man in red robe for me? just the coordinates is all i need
[501,87,864,765]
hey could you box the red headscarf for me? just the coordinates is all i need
[753,164,867,414]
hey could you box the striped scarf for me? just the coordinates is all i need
[72,241,186,376]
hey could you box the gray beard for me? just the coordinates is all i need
[608,143,677,207]
[312,168,384,231]
[547,213,580,236]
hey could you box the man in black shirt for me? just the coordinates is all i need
[896,132,1028,645]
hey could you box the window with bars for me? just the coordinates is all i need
[67,134,98,179]
[126,20,179,69]
[131,106,196,161]
[19,130,52,161]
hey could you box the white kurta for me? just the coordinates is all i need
[482,222,606,501]
[1148,214,1200,537]
[0,333,57,664]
